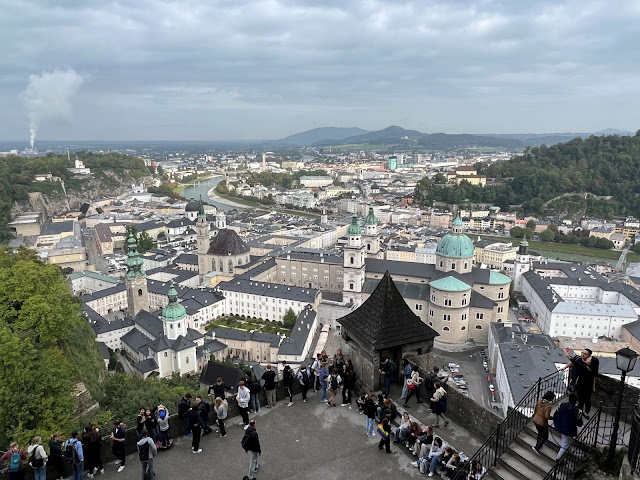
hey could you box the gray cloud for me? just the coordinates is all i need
[0,0,639,141]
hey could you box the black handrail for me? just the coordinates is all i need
[543,408,602,480]
[453,369,567,480]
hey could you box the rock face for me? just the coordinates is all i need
[73,381,100,418]
[11,172,154,219]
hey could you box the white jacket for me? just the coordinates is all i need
[27,444,47,466]
[236,386,250,408]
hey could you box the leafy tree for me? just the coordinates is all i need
[539,229,555,242]
[156,165,164,176]
[526,219,536,230]
[282,308,297,329]
[523,227,534,239]
[509,226,524,238]
[596,237,614,249]
[548,224,559,234]
[432,173,447,184]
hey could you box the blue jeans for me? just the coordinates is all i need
[250,393,261,412]
[395,427,409,442]
[557,434,573,460]
[383,376,391,397]
[248,451,260,480]
[160,429,170,446]
[73,461,84,480]
[429,454,441,473]
[182,416,192,437]
[401,377,409,398]
[141,459,154,480]
[366,417,375,436]
[34,467,46,480]
[319,380,327,401]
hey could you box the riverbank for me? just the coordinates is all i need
[209,187,321,218]
[173,173,218,194]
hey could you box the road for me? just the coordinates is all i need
[83,230,111,273]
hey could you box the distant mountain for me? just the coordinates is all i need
[480,129,633,147]
[314,125,424,146]
[417,133,523,150]
[271,127,369,146]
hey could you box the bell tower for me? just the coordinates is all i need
[343,214,365,305]
[196,197,210,278]
[513,239,531,291]
[363,205,380,258]
[125,233,149,316]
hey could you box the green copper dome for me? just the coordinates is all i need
[429,276,472,292]
[348,214,361,235]
[452,215,464,226]
[436,231,474,258]
[162,283,186,322]
[124,233,145,279]
[365,206,378,225]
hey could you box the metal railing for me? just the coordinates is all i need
[543,408,602,480]
[453,369,568,480]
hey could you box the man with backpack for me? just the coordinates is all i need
[262,364,277,408]
[1,442,27,480]
[297,364,311,403]
[282,360,294,407]
[64,430,84,480]
[241,419,261,480]
[327,368,342,407]
[136,429,157,480]
[27,436,48,480]
[178,393,192,437]
[196,396,213,435]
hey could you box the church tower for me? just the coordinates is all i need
[196,197,210,278]
[343,214,366,305]
[162,282,187,340]
[125,233,149,316]
[363,205,380,258]
[513,239,531,291]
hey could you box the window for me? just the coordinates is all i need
[431,294,436,302]
[439,261,443,268]
[415,304,423,311]
[350,257,354,264]
[349,283,354,290]
[367,244,371,251]
[497,307,503,313]
[451,263,456,270]
[138,288,143,297]
[464,262,468,269]
[476,313,484,320]
[164,352,168,357]
[429,309,434,316]
[444,299,452,306]
[461,326,466,331]
[498,292,505,299]
[186,357,190,364]
[443,326,450,332]
[461,313,467,321]
[443,314,451,322]
[461,298,467,306]
[475,325,483,330]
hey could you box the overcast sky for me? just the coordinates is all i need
[1,0,639,142]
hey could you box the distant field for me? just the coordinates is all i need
[479,235,640,265]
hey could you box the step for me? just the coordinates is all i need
[508,442,555,477]
[516,429,559,459]
[522,423,561,453]
[497,451,545,480]
[486,463,524,480]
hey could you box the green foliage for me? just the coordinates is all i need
[509,226,524,238]
[523,227,534,239]
[282,308,297,329]
[124,226,155,254]
[413,133,640,217]
[0,248,104,447]
[526,219,536,230]
[539,229,555,242]
[148,182,185,200]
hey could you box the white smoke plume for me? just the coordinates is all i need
[22,68,85,147]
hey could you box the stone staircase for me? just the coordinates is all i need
[486,422,558,480]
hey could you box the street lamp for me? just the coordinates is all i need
[607,347,639,468]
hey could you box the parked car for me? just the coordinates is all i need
[489,384,495,392]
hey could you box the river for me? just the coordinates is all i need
[180,175,241,212]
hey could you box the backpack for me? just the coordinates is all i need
[241,431,250,451]
[28,448,44,469]
[330,376,338,390]
[9,451,21,472]
[301,371,309,386]
[388,360,396,375]
[64,440,78,464]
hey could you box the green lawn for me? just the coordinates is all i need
[479,234,640,264]
[205,316,291,336]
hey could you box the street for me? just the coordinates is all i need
[84,230,111,273]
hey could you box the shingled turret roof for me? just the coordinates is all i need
[207,229,249,255]
[337,271,438,350]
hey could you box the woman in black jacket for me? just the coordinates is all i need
[48,433,65,480]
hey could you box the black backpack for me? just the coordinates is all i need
[330,375,338,390]
[29,448,44,469]
[64,440,78,464]
[301,371,309,386]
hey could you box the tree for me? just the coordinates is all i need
[509,226,525,238]
[595,237,614,249]
[137,231,155,254]
[432,173,447,184]
[539,229,555,242]
[548,224,559,234]
[523,227,534,239]
[526,219,536,230]
[282,308,297,329]
[156,165,164,176]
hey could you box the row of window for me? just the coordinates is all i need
[428,322,483,332]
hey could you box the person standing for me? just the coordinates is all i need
[333,349,345,376]
[377,417,394,453]
[136,430,157,480]
[282,360,294,407]
[237,380,251,428]
[553,393,583,460]
[136,408,146,440]
[178,393,192,437]
[532,391,555,454]
[241,419,261,480]
[400,359,413,400]
[157,405,171,448]
[248,376,262,413]
[327,368,342,407]
[297,364,311,403]
[403,368,424,408]
[311,353,322,392]
[110,421,126,472]
[83,424,103,477]
[27,437,47,480]
[66,431,84,480]
[2,442,27,480]
[196,396,213,435]
[262,364,277,408]
[379,358,395,398]
[317,361,329,402]
[431,382,449,427]
[49,433,65,480]
[188,406,202,453]
[215,397,228,438]
[341,366,356,407]
[364,393,378,437]
[144,408,158,443]
[208,377,233,400]
[566,348,599,419]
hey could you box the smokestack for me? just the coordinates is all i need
[30,128,35,149]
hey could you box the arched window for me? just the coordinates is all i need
[212,259,216,271]
[350,257,354,264]
[228,259,233,273]
[461,326,466,331]
[451,263,456,270]
[462,298,467,306]
[186,356,189,364]
[138,289,143,297]
[475,325,483,330]
[443,326,450,332]
[367,244,371,251]
[464,262,468,269]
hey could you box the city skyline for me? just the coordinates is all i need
[1,0,639,141]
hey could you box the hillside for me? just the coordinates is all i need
[1,152,153,241]
[314,125,423,146]
[414,132,640,218]
[273,127,368,145]
[417,133,523,149]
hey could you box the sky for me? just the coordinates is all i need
[1,0,639,142]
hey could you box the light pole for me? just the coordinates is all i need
[607,347,639,468]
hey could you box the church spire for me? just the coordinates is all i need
[125,233,145,279]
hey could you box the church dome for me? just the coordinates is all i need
[162,283,186,322]
[365,206,378,225]
[348,214,361,235]
[436,215,474,258]
[185,197,200,212]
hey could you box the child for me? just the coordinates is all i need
[356,389,367,413]
[157,405,171,448]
